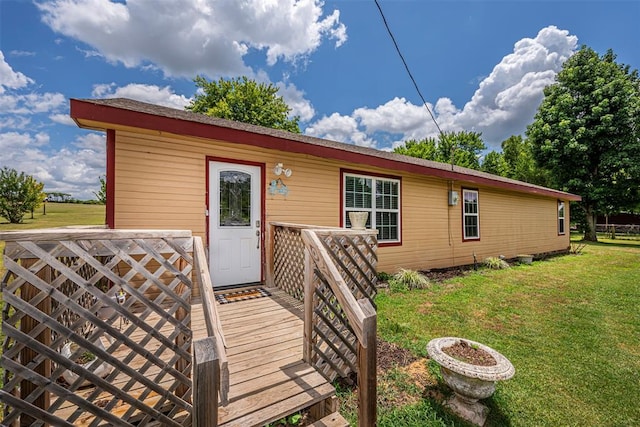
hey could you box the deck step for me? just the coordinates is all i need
[309,412,350,427]
[218,366,335,426]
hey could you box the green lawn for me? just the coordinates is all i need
[343,241,640,426]
[1,209,638,425]
[0,202,105,280]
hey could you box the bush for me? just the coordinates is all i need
[484,257,510,269]
[0,167,45,223]
[391,268,430,290]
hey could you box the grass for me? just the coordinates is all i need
[1,211,638,425]
[0,202,105,276]
[339,240,640,426]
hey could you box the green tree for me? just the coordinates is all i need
[394,131,486,170]
[0,167,46,223]
[481,150,509,176]
[500,135,552,186]
[186,76,301,133]
[527,47,640,241]
[94,175,107,204]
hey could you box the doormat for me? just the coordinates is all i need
[215,287,271,304]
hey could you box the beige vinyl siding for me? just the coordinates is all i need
[113,128,571,274]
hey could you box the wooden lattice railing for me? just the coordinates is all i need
[0,229,224,427]
[271,223,378,425]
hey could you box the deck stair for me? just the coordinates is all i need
[212,287,340,426]
[309,412,350,427]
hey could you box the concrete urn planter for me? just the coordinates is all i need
[61,336,113,387]
[427,337,515,426]
[517,254,534,265]
[348,211,369,230]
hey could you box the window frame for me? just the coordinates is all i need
[341,169,402,246]
[462,188,480,241]
[558,200,566,235]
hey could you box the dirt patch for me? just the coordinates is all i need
[377,338,418,372]
[420,266,472,283]
[442,340,496,366]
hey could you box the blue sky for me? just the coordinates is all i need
[1,0,638,199]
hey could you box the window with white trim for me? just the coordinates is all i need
[558,201,566,235]
[463,189,480,240]
[344,173,400,242]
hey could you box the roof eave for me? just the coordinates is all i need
[70,98,582,202]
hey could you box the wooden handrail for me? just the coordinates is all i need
[193,236,229,406]
[301,230,375,347]
[300,229,377,425]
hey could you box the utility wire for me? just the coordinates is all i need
[374,0,445,138]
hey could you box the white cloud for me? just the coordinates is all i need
[305,25,578,150]
[0,50,34,94]
[276,81,315,122]
[0,130,106,200]
[305,112,375,148]
[91,83,191,109]
[50,113,76,126]
[38,0,347,78]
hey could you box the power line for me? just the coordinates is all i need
[374,0,444,138]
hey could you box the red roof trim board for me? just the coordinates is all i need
[70,98,581,202]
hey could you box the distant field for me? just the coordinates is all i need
[0,203,106,276]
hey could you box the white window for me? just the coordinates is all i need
[344,173,400,243]
[463,189,480,240]
[558,201,566,235]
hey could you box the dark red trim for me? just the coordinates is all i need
[461,187,480,242]
[340,168,403,247]
[70,99,581,202]
[106,129,115,229]
[205,156,266,283]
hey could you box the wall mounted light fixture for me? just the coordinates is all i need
[273,162,292,177]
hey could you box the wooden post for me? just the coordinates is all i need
[265,223,275,288]
[20,260,51,427]
[357,300,377,427]
[303,247,314,364]
[175,257,190,401]
[193,337,219,427]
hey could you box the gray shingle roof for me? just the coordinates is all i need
[71,97,581,201]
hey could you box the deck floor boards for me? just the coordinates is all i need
[51,288,331,426]
[199,287,333,427]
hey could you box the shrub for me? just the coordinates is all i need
[484,257,510,269]
[391,268,430,290]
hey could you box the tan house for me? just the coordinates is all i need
[71,98,580,288]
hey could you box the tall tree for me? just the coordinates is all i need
[481,150,509,176]
[0,168,46,224]
[186,76,301,133]
[500,135,552,186]
[394,131,486,170]
[527,47,640,241]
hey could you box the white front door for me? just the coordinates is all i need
[208,161,262,287]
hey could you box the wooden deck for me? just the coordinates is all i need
[49,288,332,426]
[196,287,335,427]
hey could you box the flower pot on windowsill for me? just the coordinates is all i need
[348,211,369,230]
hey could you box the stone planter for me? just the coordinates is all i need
[517,254,533,265]
[61,336,113,387]
[348,211,369,230]
[427,337,515,426]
